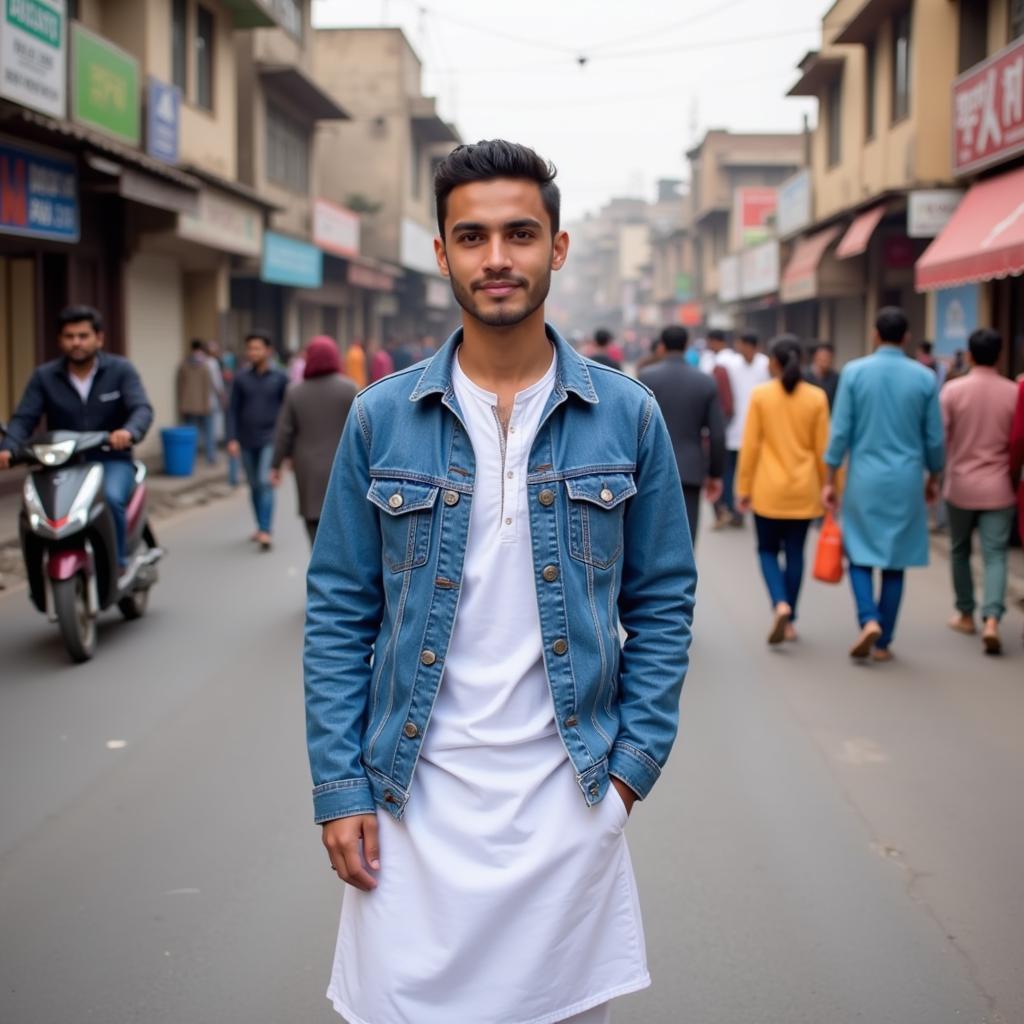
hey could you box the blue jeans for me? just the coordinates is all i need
[101,459,137,567]
[718,449,739,516]
[241,444,274,534]
[754,515,811,621]
[183,413,216,465]
[849,565,905,650]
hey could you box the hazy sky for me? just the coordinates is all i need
[312,0,829,221]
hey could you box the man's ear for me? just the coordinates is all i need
[551,230,570,271]
[434,237,450,278]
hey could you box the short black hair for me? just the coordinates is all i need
[593,328,613,348]
[58,305,103,333]
[919,340,934,354]
[876,306,908,343]
[245,331,272,348]
[707,329,727,343]
[968,327,1001,367]
[811,341,834,355]
[660,326,689,352]
[738,331,759,347]
[434,139,560,237]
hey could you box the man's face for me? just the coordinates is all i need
[813,347,833,373]
[738,340,757,362]
[246,338,271,367]
[435,178,569,329]
[708,337,724,352]
[60,320,103,365]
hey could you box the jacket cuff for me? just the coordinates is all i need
[312,777,376,824]
[609,741,662,800]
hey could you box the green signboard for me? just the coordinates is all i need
[71,23,139,145]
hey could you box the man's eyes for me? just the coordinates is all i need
[457,231,536,244]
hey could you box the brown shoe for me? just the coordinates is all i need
[768,603,791,645]
[948,613,976,635]
[871,648,894,663]
[850,621,883,659]
[982,618,1002,655]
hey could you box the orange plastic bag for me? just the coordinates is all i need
[813,511,844,584]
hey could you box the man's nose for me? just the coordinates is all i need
[482,238,512,273]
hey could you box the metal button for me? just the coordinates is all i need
[383,790,397,803]
[403,721,419,739]
[506,471,514,479]
[542,565,559,583]
[538,489,555,507]
[552,638,568,656]
[388,493,404,509]
[420,650,437,666]
[600,487,614,503]
[504,517,512,526]
[589,783,599,797]
[443,490,460,506]
[564,714,578,728]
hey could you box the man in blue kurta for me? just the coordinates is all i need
[822,307,945,661]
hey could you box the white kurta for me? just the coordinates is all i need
[328,347,649,1024]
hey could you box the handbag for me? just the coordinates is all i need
[813,511,844,584]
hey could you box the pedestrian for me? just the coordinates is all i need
[588,326,621,369]
[720,330,770,528]
[941,328,1019,655]
[1012,379,1024,562]
[271,336,358,545]
[177,340,215,465]
[205,340,228,460]
[823,307,945,662]
[916,340,938,373]
[639,325,724,540]
[368,339,395,383]
[634,335,663,373]
[735,335,829,645]
[806,341,840,409]
[305,138,696,1024]
[226,332,288,550]
[288,348,307,384]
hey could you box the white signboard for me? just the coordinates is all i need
[0,0,66,118]
[718,254,741,303]
[740,239,780,298]
[425,276,452,310]
[908,189,964,238]
[401,217,439,276]
[313,198,360,257]
[777,169,812,238]
[178,187,263,257]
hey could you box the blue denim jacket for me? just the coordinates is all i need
[305,325,696,824]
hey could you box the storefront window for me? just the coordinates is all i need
[865,39,876,140]
[266,102,310,193]
[959,0,989,73]
[1011,0,1024,40]
[827,76,843,167]
[195,5,215,111]
[172,0,187,94]
[892,9,912,123]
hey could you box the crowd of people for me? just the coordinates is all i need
[631,309,1024,659]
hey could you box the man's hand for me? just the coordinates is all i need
[735,495,752,515]
[109,429,133,451]
[925,475,941,506]
[704,477,723,505]
[610,776,637,817]
[269,468,282,488]
[226,440,240,458]
[323,814,380,891]
[0,450,12,471]
[821,483,839,513]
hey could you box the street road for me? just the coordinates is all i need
[1,489,1021,1024]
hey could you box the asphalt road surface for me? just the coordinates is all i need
[1,488,1021,1024]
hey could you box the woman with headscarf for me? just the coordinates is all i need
[736,335,830,645]
[271,336,359,544]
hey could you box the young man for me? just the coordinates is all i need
[0,305,153,568]
[806,341,840,409]
[226,333,288,550]
[305,140,696,1024]
[588,326,621,369]
[177,339,215,465]
[639,325,725,539]
[823,307,945,661]
[940,328,1018,654]
[721,330,770,527]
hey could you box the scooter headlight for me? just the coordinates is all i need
[31,440,76,466]
[23,475,46,528]
[67,464,103,527]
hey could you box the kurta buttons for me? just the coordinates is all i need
[600,488,614,503]
[552,638,568,656]
[403,722,419,739]
[443,490,460,506]
[388,493,404,509]
[542,565,559,582]
[538,489,555,506]
[420,650,437,666]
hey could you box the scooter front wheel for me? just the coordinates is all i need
[53,574,97,663]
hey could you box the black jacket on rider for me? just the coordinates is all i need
[1,353,154,461]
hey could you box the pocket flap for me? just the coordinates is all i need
[368,478,440,516]
[565,473,636,509]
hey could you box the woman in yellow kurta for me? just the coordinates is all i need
[736,335,830,644]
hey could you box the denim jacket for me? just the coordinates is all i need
[304,325,696,824]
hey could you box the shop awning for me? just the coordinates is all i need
[787,51,846,98]
[836,203,886,259]
[780,225,842,303]
[916,166,1024,291]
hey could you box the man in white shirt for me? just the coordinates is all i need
[721,331,770,527]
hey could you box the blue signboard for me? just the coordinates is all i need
[146,77,180,164]
[0,138,78,242]
[934,284,980,357]
[261,231,323,288]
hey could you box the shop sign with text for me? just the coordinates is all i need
[732,187,777,250]
[776,169,812,238]
[953,36,1024,175]
[178,187,262,257]
[313,198,360,257]
[0,0,65,117]
[908,190,963,238]
[0,136,78,241]
[146,76,180,164]
[72,23,139,145]
[934,284,979,356]
[261,231,322,288]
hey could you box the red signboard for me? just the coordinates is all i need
[732,187,778,250]
[953,36,1024,175]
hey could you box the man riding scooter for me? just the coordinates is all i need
[0,305,153,572]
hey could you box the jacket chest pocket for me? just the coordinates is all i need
[368,479,439,572]
[566,473,637,569]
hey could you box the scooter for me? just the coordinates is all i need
[6,428,163,663]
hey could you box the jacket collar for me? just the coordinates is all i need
[409,322,599,405]
[60,350,109,380]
